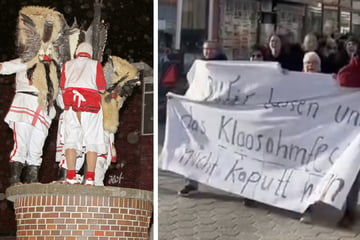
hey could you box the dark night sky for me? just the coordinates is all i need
[0,0,153,66]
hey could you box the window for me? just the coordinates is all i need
[132,62,153,136]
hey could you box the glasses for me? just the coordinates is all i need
[251,54,263,58]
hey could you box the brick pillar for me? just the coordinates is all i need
[6,184,153,240]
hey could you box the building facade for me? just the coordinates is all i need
[159,0,360,70]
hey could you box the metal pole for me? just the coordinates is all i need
[208,0,215,40]
[175,0,183,50]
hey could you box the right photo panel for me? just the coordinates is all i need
[158,0,360,239]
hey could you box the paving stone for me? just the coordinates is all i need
[158,169,360,240]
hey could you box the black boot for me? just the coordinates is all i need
[24,165,40,183]
[9,162,24,186]
[58,167,67,181]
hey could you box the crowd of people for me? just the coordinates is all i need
[249,32,359,74]
[172,32,360,229]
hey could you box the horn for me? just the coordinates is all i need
[43,20,54,43]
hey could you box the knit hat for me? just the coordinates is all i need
[346,36,359,45]
[76,42,93,57]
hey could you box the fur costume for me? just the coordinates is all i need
[16,6,66,112]
[102,56,140,133]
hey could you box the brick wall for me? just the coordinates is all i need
[7,185,153,240]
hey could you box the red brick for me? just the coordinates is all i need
[78,225,89,230]
[107,219,116,225]
[66,206,76,212]
[36,207,44,212]
[53,218,65,224]
[71,213,81,218]
[89,225,100,230]
[38,219,46,224]
[57,224,66,230]
[74,219,86,225]
[105,231,115,236]
[50,230,61,235]
[71,230,83,236]
[77,206,87,212]
[41,230,51,235]
[46,219,54,224]
[42,213,58,218]
[113,214,123,219]
[57,196,63,205]
[32,213,41,218]
[95,231,105,236]
[88,207,98,212]
[94,213,104,218]
[46,196,51,205]
[46,225,56,230]
[120,226,128,231]
[120,208,128,214]
[61,230,72,235]
[60,213,71,218]
[44,206,54,212]
[54,206,64,211]
[67,224,77,230]
[65,218,75,224]
[74,196,81,205]
[124,214,136,220]
[51,196,56,205]
[99,208,109,213]
[87,219,99,224]
[82,213,93,218]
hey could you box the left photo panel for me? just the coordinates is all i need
[0,0,153,239]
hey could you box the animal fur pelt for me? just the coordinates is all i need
[16,6,65,62]
[26,56,59,112]
[16,6,64,112]
[102,56,140,133]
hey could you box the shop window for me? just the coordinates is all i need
[219,0,259,60]
[340,11,350,34]
[354,0,360,10]
[276,3,305,43]
[305,5,322,35]
[323,5,338,36]
[352,12,360,37]
[340,0,351,8]
[181,0,207,53]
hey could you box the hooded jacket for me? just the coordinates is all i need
[337,57,360,87]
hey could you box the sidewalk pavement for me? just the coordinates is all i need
[159,170,360,240]
[158,123,360,240]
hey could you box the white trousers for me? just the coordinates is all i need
[63,109,106,154]
[10,122,47,166]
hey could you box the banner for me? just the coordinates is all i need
[160,60,360,213]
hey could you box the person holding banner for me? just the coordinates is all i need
[333,48,360,227]
[178,40,227,197]
[302,51,321,73]
[301,48,360,226]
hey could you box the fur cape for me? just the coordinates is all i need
[102,56,139,133]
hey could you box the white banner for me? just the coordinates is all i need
[160,60,360,213]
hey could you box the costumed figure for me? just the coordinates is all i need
[2,6,65,185]
[60,42,107,186]
[56,56,141,186]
